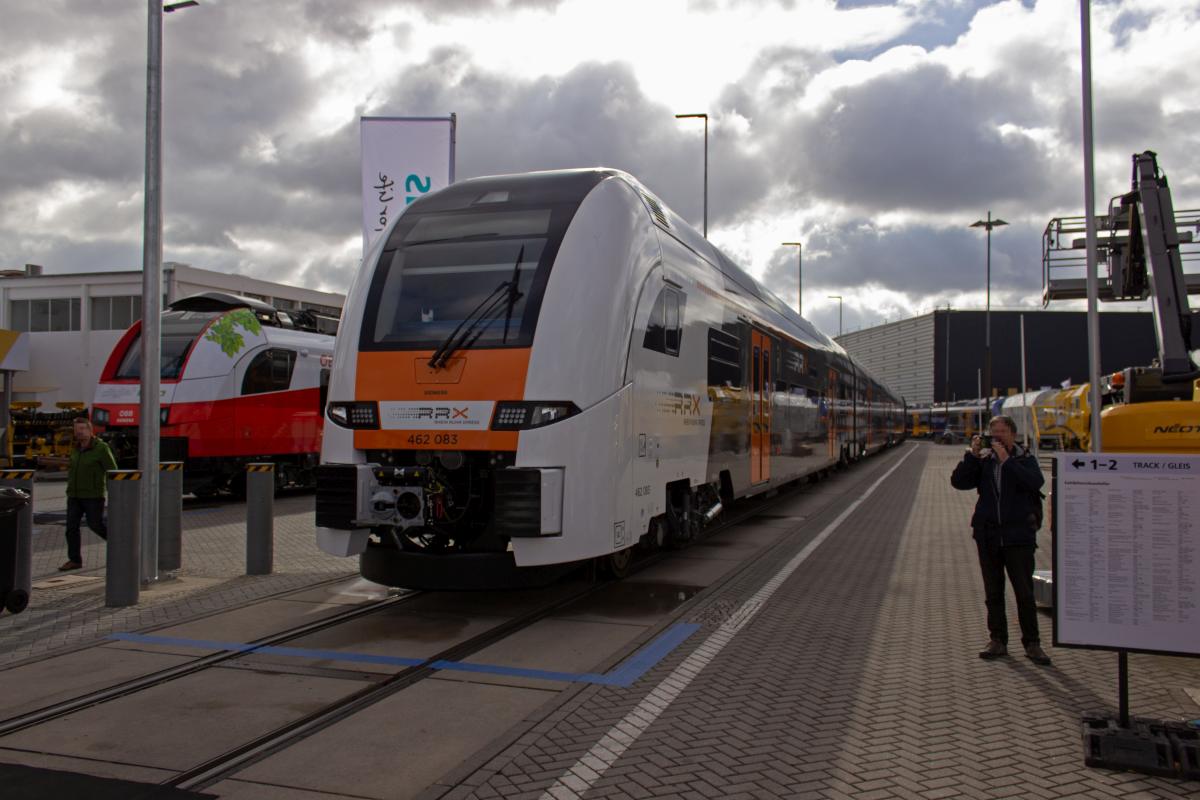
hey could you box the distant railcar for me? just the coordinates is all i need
[92,293,336,495]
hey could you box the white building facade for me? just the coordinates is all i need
[0,263,343,409]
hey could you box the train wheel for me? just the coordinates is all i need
[600,547,634,579]
[228,473,247,500]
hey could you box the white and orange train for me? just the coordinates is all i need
[316,169,905,589]
[92,293,336,496]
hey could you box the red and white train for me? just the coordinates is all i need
[92,292,336,495]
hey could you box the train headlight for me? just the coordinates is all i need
[490,402,579,431]
[159,407,171,425]
[327,401,380,429]
[92,408,110,426]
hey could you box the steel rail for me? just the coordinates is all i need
[0,587,420,736]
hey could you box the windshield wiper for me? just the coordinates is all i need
[426,246,526,369]
[501,245,524,343]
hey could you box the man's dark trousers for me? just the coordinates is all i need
[975,527,1040,646]
[65,497,108,564]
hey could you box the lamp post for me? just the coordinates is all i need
[674,113,708,237]
[827,295,843,337]
[140,0,198,585]
[782,241,802,316]
[969,212,1007,400]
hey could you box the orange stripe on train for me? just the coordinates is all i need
[354,349,531,451]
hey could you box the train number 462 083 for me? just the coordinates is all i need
[406,433,459,446]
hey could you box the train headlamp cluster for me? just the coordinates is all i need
[92,408,110,426]
[490,401,579,431]
[327,401,380,429]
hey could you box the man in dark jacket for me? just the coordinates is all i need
[50,417,118,571]
[950,414,1051,665]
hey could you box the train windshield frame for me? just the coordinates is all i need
[359,175,602,353]
[114,310,217,380]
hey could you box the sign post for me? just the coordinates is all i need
[1053,452,1199,775]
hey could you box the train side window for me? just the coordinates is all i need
[663,291,680,355]
[242,349,296,395]
[707,328,741,387]
[642,287,684,357]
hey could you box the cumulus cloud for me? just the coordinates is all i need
[0,0,1196,331]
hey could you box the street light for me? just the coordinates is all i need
[782,241,802,316]
[674,113,707,237]
[140,0,198,585]
[969,212,1008,400]
[827,295,843,337]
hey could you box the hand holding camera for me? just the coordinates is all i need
[971,434,992,458]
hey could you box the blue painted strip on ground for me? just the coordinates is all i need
[603,622,700,686]
[428,660,613,684]
[109,632,424,667]
[107,622,700,685]
[430,623,700,686]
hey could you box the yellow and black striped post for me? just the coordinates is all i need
[105,470,142,607]
[246,463,274,575]
[158,462,184,573]
[0,470,34,615]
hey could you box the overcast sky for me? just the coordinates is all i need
[2,0,1197,336]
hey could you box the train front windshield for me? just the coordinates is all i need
[359,173,604,352]
[115,310,217,380]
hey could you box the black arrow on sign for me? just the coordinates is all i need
[1072,459,1085,469]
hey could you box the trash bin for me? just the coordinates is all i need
[0,486,32,615]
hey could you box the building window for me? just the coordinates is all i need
[301,302,342,318]
[9,298,81,332]
[90,295,143,331]
[272,297,297,311]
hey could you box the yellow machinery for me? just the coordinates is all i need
[7,401,86,467]
[1043,151,1199,456]
[1101,372,1200,454]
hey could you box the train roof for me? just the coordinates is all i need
[168,291,335,336]
[417,169,844,352]
[407,168,889,398]
[169,291,276,315]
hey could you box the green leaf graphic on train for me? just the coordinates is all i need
[205,309,262,357]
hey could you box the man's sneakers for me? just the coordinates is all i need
[978,639,1007,659]
[58,560,82,571]
[1024,643,1052,666]
[979,639,1052,665]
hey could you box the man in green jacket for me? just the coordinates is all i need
[57,417,118,570]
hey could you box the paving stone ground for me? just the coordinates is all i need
[1,487,355,667]
[448,444,1200,800]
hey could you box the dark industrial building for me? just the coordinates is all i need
[835,309,1176,405]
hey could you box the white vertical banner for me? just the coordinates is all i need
[361,115,456,256]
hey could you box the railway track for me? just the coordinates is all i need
[168,452,894,792]
[0,448,895,793]
[0,586,419,738]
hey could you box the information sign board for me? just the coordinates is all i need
[1053,453,1199,656]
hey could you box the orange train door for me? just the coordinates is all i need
[827,367,839,460]
[865,385,873,450]
[750,330,771,484]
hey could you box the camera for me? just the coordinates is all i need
[978,434,993,449]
